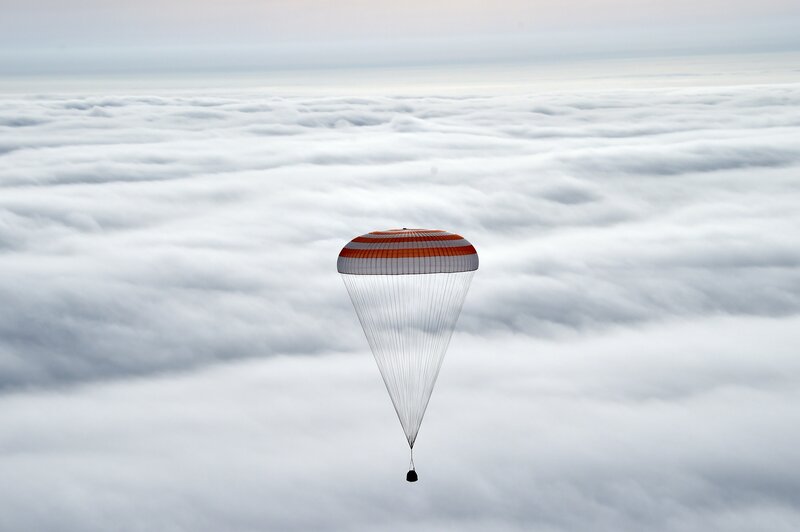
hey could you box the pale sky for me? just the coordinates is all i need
[2,0,799,73]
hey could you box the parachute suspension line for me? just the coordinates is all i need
[338,228,478,482]
[341,271,474,449]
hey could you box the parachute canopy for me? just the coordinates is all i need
[337,228,478,275]
[338,229,478,479]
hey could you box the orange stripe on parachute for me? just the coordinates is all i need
[351,234,464,244]
[339,245,477,259]
[368,229,446,235]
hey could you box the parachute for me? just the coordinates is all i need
[338,228,478,482]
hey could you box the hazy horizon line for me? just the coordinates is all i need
[2,25,799,78]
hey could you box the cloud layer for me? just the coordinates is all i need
[1,83,799,389]
[1,76,800,530]
[1,316,799,531]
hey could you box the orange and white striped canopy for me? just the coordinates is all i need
[337,228,479,275]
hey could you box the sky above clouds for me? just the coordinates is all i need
[1,59,800,530]
[5,0,800,43]
[2,0,800,73]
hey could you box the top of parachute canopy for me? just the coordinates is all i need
[338,228,479,275]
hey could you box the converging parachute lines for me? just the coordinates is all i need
[338,229,478,482]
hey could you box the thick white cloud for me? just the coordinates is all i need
[1,83,799,387]
[1,75,799,530]
[1,316,799,531]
